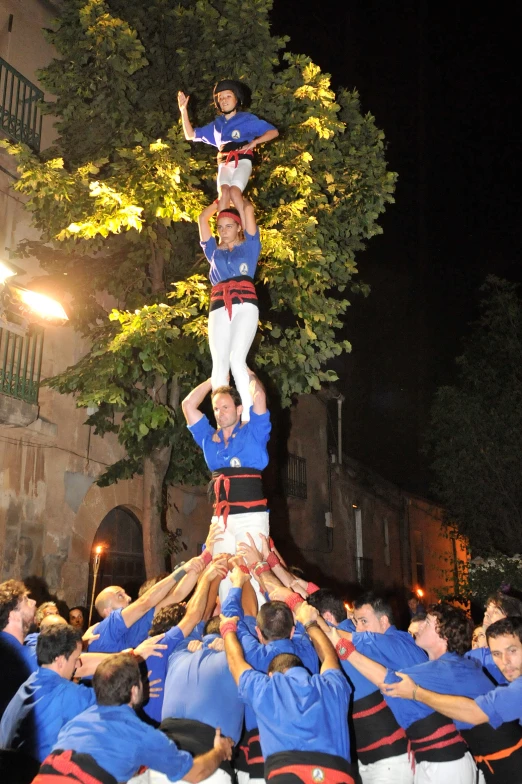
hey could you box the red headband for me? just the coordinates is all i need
[217,210,242,226]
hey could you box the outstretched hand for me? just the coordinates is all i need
[178,91,190,111]
[134,634,167,661]
[237,532,263,566]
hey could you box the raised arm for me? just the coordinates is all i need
[242,199,257,237]
[246,369,266,415]
[182,378,212,426]
[296,603,340,673]
[178,560,228,637]
[381,674,489,725]
[121,566,189,628]
[178,91,195,141]
[198,201,219,243]
[322,627,387,685]
[221,615,252,685]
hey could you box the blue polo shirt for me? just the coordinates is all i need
[338,618,356,633]
[142,625,185,723]
[161,633,243,742]
[466,646,508,685]
[222,588,320,731]
[0,668,95,761]
[201,229,261,286]
[384,652,495,730]
[188,410,270,472]
[54,703,193,783]
[352,626,428,670]
[88,608,155,653]
[239,666,351,760]
[0,631,38,719]
[194,112,276,149]
[475,677,522,728]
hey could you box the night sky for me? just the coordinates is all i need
[271,1,522,493]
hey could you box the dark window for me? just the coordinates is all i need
[284,453,307,499]
[87,507,146,608]
[356,557,373,588]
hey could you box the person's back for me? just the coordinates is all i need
[162,626,244,743]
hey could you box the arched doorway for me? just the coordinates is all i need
[87,507,146,614]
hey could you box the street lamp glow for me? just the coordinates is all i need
[13,287,68,323]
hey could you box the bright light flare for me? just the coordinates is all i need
[95,545,103,555]
[416,588,424,598]
[14,287,68,323]
[0,260,17,283]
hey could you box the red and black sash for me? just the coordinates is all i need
[352,689,408,764]
[462,720,522,782]
[210,275,258,319]
[211,467,267,527]
[217,141,256,166]
[160,717,234,777]
[32,750,116,784]
[265,750,356,784]
[237,725,265,778]
[406,712,468,765]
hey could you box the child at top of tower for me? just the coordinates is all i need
[178,79,278,227]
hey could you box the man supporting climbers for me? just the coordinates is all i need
[221,601,356,784]
[382,615,522,782]
[182,371,270,604]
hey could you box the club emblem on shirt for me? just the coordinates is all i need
[311,769,325,783]
[239,262,248,275]
[231,129,241,140]
[230,457,241,467]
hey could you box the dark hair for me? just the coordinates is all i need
[204,617,221,636]
[353,592,394,625]
[410,612,427,623]
[486,616,522,645]
[211,385,242,408]
[486,592,522,617]
[0,580,27,631]
[94,653,141,706]
[427,603,473,656]
[150,604,186,636]
[307,589,346,624]
[36,623,81,666]
[268,653,304,674]
[257,601,294,641]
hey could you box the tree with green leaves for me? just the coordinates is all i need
[427,276,522,557]
[2,0,396,575]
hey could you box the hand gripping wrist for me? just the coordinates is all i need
[238,563,250,575]
[253,560,271,577]
[200,549,212,566]
[266,552,280,569]
[335,638,355,660]
[306,582,320,594]
[220,620,237,638]
[285,593,305,612]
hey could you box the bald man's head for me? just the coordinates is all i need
[95,586,131,618]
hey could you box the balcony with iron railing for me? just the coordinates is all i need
[0,56,44,153]
[0,324,44,405]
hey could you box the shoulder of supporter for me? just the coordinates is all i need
[187,413,214,439]
[238,667,269,704]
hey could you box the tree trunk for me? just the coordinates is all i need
[141,229,173,576]
[142,443,172,576]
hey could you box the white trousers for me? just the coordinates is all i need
[236,773,265,784]
[212,512,269,608]
[129,768,232,784]
[359,753,413,783]
[217,158,253,192]
[414,751,478,784]
[208,302,258,421]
